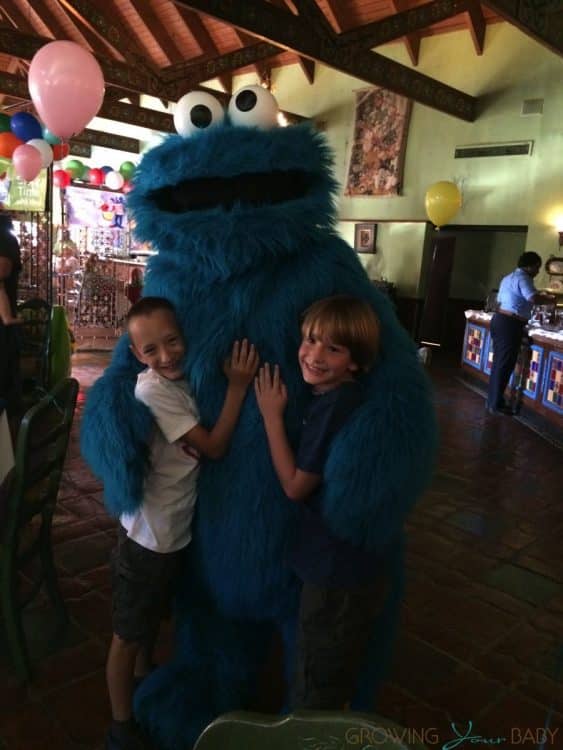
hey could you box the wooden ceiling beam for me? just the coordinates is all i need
[174,5,233,93]
[389,0,421,66]
[75,127,140,153]
[57,0,158,74]
[54,0,127,60]
[0,26,165,97]
[28,0,81,43]
[174,0,477,121]
[126,0,185,65]
[290,0,336,41]
[322,0,348,33]
[0,68,305,134]
[0,68,177,132]
[0,0,37,35]
[465,0,485,55]
[276,0,315,84]
[297,55,315,84]
[105,86,141,107]
[336,0,469,48]
[481,1,563,57]
[232,28,272,87]
[162,41,279,87]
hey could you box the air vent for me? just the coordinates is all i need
[521,98,544,115]
[454,141,533,159]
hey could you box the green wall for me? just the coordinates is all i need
[236,22,563,293]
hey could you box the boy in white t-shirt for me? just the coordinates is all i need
[106,296,259,750]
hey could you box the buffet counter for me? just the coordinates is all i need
[462,310,562,440]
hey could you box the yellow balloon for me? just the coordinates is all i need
[425,181,462,228]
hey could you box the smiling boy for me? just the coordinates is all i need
[106,296,258,750]
[254,294,385,710]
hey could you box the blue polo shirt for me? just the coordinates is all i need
[497,268,537,319]
[291,381,381,587]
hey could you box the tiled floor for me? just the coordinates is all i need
[0,351,561,749]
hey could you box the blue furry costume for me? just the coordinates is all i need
[81,87,437,750]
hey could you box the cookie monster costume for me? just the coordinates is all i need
[81,85,437,750]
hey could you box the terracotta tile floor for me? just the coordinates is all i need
[1,351,562,749]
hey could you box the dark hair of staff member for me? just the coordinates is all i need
[486,251,554,416]
[0,212,22,418]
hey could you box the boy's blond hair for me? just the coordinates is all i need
[301,295,380,373]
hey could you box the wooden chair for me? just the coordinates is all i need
[0,377,79,680]
[17,297,52,403]
[193,711,429,750]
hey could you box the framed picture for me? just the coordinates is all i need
[354,222,377,253]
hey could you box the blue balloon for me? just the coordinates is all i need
[10,112,42,142]
[101,165,113,174]
[42,127,61,145]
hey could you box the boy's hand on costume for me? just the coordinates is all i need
[224,339,260,388]
[3,315,23,325]
[254,363,287,420]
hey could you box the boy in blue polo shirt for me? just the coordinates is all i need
[254,294,384,709]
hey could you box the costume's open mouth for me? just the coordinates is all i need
[148,170,312,213]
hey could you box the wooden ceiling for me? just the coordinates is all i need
[0,0,562,145]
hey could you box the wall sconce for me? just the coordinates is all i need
[554,217,563,248]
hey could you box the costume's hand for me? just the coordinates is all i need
[224,339,260,388]
[254,363,288,420]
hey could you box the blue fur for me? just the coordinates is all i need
[81,119,437,749]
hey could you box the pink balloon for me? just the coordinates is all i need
[28,41,105,139]
[12,143,43,182]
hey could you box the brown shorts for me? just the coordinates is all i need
[110,527,185,643]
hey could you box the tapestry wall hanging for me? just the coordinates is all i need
[344,87,412,197]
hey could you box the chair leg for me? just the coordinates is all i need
[40,517,69,627]
[1,556,31,681]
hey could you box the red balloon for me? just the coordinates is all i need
[53,168,71,188]
[0,132,23,158]
[52,143,70,161]
[88,167,104,186]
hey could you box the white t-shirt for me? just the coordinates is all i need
[120,368,200,553]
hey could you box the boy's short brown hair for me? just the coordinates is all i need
[126,296,177,328]
[301,295,380,373]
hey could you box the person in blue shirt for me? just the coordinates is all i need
[254,295,386,709]
[487,251,554,415]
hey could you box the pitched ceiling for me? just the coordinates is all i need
[0,0,560,136]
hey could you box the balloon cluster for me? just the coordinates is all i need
[0,41,105,184]
[53,160,136,192]
[0,112,66,182]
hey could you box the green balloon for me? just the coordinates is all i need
[0,113,10,133]
[65,159,85,179]
[119,160,136,180]
[43,127,61,145]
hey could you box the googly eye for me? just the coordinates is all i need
[228,85,279,129]
[173,91,225,137]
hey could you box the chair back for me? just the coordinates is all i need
[2,378,79,543]
[17,298,52,395]
[193,711,429,750]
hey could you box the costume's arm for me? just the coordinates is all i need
[80,334,153,516]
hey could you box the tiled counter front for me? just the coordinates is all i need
[461,311,563,438]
